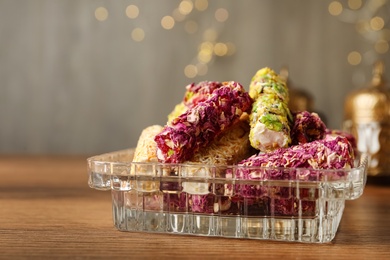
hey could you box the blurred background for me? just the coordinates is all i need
[1,0,389,155]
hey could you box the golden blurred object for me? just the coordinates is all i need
[279,67,314,113]
[344,60,390,177]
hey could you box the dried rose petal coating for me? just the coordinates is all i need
[183,81,223,107]
[325,128,357,151]
[235,135,355,179]
[290,111,327,145]
[223,135,355,216]
[155,81,253,163]
[167,81,223,123]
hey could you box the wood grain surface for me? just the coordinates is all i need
[1,155,390,259]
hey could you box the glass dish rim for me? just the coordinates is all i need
[87,148,369,177]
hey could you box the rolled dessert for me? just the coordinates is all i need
[167,81,223,123]
[249,67,289,102]
[325,128,358,156]
[133,125,164,162]
[222,134,355,216]
[290,111,327,145]
[155,81,253,163]
[131,125,163,192]
[187,120,253,165]
[181,120,255,200]
[232,134,355,182]
[248,67,292,152]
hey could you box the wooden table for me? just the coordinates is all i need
[1,155,390,259]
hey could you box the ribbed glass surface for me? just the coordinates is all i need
[88,149,368,243]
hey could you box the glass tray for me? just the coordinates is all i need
[87,149,368,243]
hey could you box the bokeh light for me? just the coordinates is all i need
[127,1,234,78]
[348,0,362,10]
[131,28,145,42]
[95,7,108,21]
[215,8,228,22]
[194,0,208,11]
[179,0,193,15]
[184,64,197,78]
[199,42,214,52]
[161,16,175,30]
[198,49,213,63]
[347,51,362,65]
[214,43,228,56]
[370,16,385,31]
[126,5,139,19]
[328,1,343,16]
[185,20,198,34]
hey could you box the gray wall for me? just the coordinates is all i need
[1,0,389,154]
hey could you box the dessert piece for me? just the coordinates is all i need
[167,81,223,123]
[248,67,292,152]
[162,82,253,213]
[132,125,163,192]
[249,67,289,102]
[290,111,327,145]
[187,120,254,165]
[224,135,355,216]
[181,121,255,206]
[154,81,253,163]
[236,134,354,172]
[167,103,186,124]
[326,128,358,155]
[133,125,164,162]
